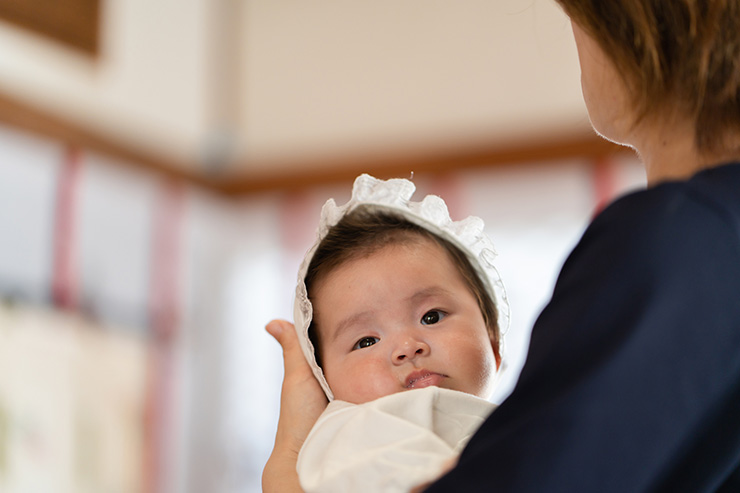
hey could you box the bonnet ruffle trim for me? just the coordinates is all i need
[294,174,510,401]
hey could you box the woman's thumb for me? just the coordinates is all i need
[266,319,293,346]
[266,319,307,372]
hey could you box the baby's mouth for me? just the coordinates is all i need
[405,370,446,389]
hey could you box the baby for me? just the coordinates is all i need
[293,174,509,493]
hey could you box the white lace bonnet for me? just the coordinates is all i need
[294,174,510,400]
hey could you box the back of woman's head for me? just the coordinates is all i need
[556,0,740,154]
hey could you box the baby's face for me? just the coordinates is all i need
[311,238,497,404]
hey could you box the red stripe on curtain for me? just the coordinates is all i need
[592,158,618,217]
[426,172,468,220]
[51,146,81,309]
[144,180,185,493]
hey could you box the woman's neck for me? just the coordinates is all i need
[631,116,740,186]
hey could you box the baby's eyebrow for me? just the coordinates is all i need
[406,286,452,305]
[330,310,374,343]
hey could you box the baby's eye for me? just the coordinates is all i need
[421,310,446,326]
[353,336,379,350]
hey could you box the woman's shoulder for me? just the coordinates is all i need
[593,161,740,241]
[556,161,740,289]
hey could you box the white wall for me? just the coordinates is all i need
[238,0,588,169]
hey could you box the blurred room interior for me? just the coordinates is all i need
[0,1,644,492]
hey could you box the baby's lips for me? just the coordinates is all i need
[405,370,446,389]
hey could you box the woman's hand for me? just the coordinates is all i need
[262,319,329,493]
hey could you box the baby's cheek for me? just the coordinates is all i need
[456,340,497,397]
[330,361,398,404]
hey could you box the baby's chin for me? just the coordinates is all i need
[331,387,416,404]
[334,384,451,404]
[332,380,495,404]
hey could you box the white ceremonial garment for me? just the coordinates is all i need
[297,386,496,493]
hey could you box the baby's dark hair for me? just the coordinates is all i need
[304,206,500,367]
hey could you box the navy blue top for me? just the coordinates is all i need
[427,162,740,492]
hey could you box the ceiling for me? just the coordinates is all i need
[0,0,616,192]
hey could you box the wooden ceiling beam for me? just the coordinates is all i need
[0,90,630,196]
[0,0,100,55]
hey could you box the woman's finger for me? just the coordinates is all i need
[263,318,326,492]
[266,319,328,445]
[266,319,313,376]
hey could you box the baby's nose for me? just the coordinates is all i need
[392,337,430,363]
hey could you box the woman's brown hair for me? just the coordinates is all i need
[555,0,740,154]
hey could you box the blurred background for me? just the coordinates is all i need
[0,1,645,492]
